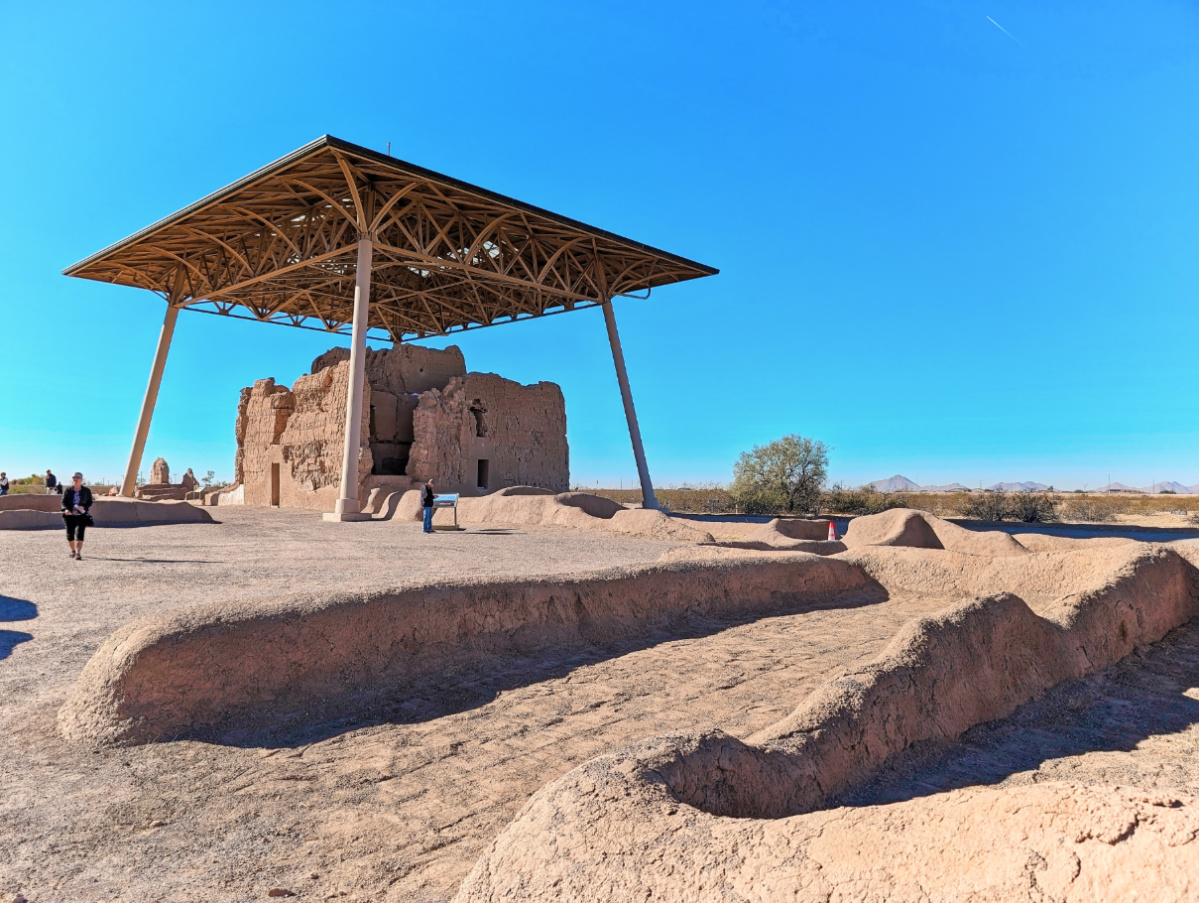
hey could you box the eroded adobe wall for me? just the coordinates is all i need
[234,364,371,510]
[311,343,466,396]
[278,363,372,507]
[313,344,467,477]
[408,373,569,495]
[232,344,565,506]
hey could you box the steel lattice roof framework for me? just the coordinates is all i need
[64,136,718,342]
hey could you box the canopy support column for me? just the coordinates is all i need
[601,298,658,510]
[325,238,374,522]
[120,302,179,497]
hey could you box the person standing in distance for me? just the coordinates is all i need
[45,469,58,494]
[422,478,436,534]
[62,472,93,560]
[0,472,8,495]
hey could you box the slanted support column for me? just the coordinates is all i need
[601,298,658,510]
[120,303,179,497]
[325,238,374,522]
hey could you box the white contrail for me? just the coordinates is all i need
[986,15,1023,46]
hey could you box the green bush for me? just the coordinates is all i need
[730,434,828,516]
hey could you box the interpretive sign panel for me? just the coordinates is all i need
[433,493,459,528]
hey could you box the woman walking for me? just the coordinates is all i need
[61,472,93,560]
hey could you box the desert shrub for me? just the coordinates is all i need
[822,487,973,518]
[1058,495,1126,524]
[731,434,828,516]
[589,484,739,514]
[822,484,887,516]
[930,489,978,518]
[960,492,1057,523]
[961,492,1010,522]
[1006,493,1058,523]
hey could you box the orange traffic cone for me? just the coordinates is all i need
[828,521,837,541]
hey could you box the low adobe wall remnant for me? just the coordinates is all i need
[230,344,569,510]
[381,487,717,543]
[59,554,876,747]
[0,498,213,530]
[452,531,1199,902]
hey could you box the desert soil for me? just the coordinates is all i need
[2,509,1198,902]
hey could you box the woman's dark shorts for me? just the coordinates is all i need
[64,514,88,542]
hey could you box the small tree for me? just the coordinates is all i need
[731,434,828,515]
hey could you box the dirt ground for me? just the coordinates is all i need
[2,508,1198,902]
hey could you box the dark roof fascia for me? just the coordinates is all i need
[64,135,719,278]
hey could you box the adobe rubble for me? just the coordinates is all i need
[149,456,170,485]
[136,457,202,501]
[230,344,569,510]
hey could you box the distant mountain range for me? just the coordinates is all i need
[864,475,1199,494]
[986,481,1052,493]
[1097,481,1199,494]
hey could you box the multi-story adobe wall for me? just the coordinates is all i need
[230,345,568,509]
[234,360,371,510]
[408,373,569,496]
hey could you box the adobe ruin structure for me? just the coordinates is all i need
[135,457,200,501]
[233,343,569,509]
[63,135,716,520]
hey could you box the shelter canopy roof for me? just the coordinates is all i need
[64,136,717,342]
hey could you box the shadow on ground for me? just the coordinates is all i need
[0,595,37,621]
[0,630,33,659]
[0,596,37,660]
[212,584,888,749]
[834,618,1199,808]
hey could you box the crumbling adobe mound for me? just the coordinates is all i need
[456,774,1198,902]
[491,485,554,497]
[842,507,1028,556]
[1014,532,1140,553]
[842,542,1163,606]
[553,491,625,518]
[758,517,832,541]
[711,517,846,553]
[383,489,716,542]
[59,554,875,747]
[452,539,1199,901]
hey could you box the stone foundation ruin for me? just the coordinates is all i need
[228,344,569,510]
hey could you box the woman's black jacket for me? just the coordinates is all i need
[61,486,94,513]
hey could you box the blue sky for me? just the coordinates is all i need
[2,1,1196,490]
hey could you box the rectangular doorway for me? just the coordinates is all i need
[270,463,280,506]
[477,459,489,491]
